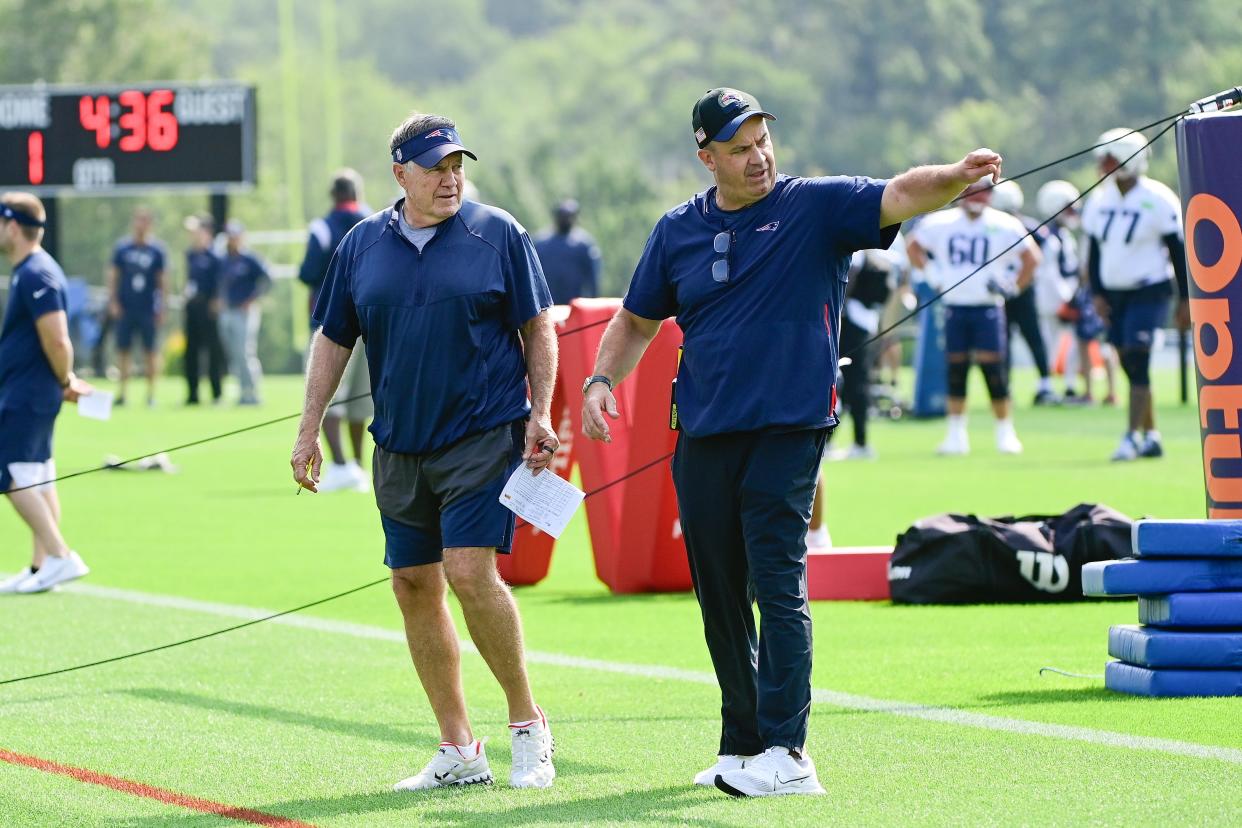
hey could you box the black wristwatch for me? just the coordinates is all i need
[582,374,613,395]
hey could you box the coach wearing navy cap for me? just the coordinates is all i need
[583,87,1004,797]
[291,112,557,792]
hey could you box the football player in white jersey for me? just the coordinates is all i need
[907,181,1041,455]
[991,180,1058,405]
[1034,180,1082,398]
[1082,128,1190,461]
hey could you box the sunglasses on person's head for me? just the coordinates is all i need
[712,231,733,283]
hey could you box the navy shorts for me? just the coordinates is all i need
[0,408,56,491]
[1106,283,1171,350]
[373,420,525,568]
[116,313,157,352]
[944,305,1006,355]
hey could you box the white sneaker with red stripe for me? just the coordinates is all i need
[509,706,555,788]
[393,740,493,791]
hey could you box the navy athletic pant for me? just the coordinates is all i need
[671,426,829,755]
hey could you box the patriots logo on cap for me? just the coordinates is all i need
[719,90,744,108]
[425,129,453,140]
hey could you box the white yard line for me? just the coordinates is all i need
[58,580,1242,766]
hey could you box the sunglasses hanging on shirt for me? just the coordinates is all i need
[712,231,732,283]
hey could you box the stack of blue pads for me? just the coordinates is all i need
[1082,519,1242,697]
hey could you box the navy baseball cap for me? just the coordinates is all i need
[692,88,776,149]
[392,126,478,168]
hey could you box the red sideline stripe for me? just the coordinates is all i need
[0,748,316,828]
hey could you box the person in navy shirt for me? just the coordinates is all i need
[290,113,559,792]
[219,221,271,405]
[0,193,94,595]
[298,170,373,492]
[583,87,1006,797]
[181,214,226,405]
[107,207,165,406]
[533,199,602,304]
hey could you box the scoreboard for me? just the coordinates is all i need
[0,82,256,193]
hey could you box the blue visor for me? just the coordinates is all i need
[391,127,478,168]
[0,203,44,228]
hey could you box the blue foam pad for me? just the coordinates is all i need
[1105,661,1242,697]
[1081,558,1242,596]
[1108,625,1242,668]
[1133,519,1242,558]
[1139,592,1242,628]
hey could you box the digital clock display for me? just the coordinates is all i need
[0,82,256,193]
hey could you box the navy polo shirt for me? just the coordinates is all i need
[223,251,270,308]
[624,174,897,437]
[533,227,601,304]
[0,250,68,415]
[112,239,165,317]
[298,203,371,313]
[185,248,223,303]
[312,199,552,455]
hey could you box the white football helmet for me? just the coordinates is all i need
[1093,127,1149,177]
[989,180,1024,214]
[1036,180,1081,220]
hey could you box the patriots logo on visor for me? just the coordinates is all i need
[719,91,744,108]
[425,129,454,141]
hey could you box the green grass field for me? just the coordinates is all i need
[1,368,1240,827]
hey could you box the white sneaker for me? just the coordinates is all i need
[995,425,1023,455]
[509,706,555,788]
[937,430,970,456]
[694,754,755,786]
[1111,432,1140,462]
[715,746,825,797]
[0,568,34,594]
[806,526,832,549]
[16,552,88,594]
[346,460,370,493]
[393,740,493,791]
[827,445,876,462]
[316,463,356,493]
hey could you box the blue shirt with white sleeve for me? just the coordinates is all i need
[623,174,897,437]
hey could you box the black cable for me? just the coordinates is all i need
[1,315,612,498]
[844,114,1183,359]
[0,449,681,686]
[0,577,388,687]
[953,110,1185,199]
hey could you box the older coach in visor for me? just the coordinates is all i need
[583,87,1005,797]
[291,113,558,791]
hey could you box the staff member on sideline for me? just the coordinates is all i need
[532,199,602,304]
[107,207,165,407]
[582,87,1004,797]
[290,112,558,791]
[0,194,93,594]
[182,214,226,405]
[219,221,270,406]
[298,170,373,492]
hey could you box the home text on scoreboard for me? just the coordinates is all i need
[0,82,256,193]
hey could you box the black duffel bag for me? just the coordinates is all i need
[888,503,1133,604]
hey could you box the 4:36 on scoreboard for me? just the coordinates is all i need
[0,82,256,193]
